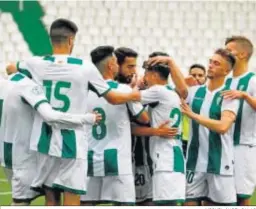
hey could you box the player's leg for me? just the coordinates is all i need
[30,153,60,206]
[11,165,42,206]
[206,173,236,206]
[234,145,256,206]
[153,171,185,206]
[101,175,135,206]
[80,177,102,206]
[185,171,207,206]
[134,165,153,206]
[52,158,87,206]
[44,186,61,206]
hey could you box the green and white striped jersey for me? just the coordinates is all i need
[140,85,185,173]
[226,72,256,146]
[0,73,51,169]
[186,85,239,175]
[0,73,90,169]
[87,80,144,176]
[18,55,110,159]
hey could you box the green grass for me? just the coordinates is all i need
[0,167,45,206]
[1,167,256,206]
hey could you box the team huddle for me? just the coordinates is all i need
[1,18,256,206]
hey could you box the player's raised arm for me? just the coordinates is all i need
[181,99,238,134]
[147,56,188,99]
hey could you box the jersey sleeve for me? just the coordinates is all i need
[221,98,239,116]
[140,86,160,105]
[119,84,145,118]
[87,62,111,97]
[186,86,200,104]
[127,102,145,118]
[36,103,91,126]
[16,59,33,79]
[18,76,48,109]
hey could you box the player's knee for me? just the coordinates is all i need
[63,191,80,206]
[184,200,200,206]
[237,198,250,206]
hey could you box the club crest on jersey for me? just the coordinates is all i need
[31,86,44,95]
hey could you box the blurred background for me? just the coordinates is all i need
[0,1,255,75]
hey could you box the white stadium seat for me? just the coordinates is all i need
[0,1,256,75]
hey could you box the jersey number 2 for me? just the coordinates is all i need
[169,108,181,139]
[43,80,71,112]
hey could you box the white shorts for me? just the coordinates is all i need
[186,171,236,204]
[12,168,40,202]
[134,165,152,203]
[234,145,256,199]
[31,153,87,195]
[3,167,13,183]
[153,171,185,205]
[80,175,135,204]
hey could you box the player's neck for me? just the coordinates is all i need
[53,47,70,55]
[155,80,168,86]
[208,77,225,92]
[102,72,114,80]
[232,62,248,78]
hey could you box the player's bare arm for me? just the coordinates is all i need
[104,88,140,105]
[135,111,150,124]
[147,56,188,99]
[222,89,256,111]
[181,100,236,134]
[131,121,178,138]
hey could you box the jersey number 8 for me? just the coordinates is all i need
[92,107,107,140]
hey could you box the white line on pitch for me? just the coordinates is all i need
[0,192,12,195]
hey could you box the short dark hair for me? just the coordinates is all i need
[114,47,138,65]
[143,51,170,69]
[50,18,78,44]
[149,51,169,58]
[189,64,206,74]
[225,36,254,60]
[147,63,170,80]
[90,46,114,65]
[215,48,236,69]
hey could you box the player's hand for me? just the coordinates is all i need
[185,76,198,86]
[93,111,102,124]
[6,63,17,75]
[147,56,172,66]
[130,73,138,89]
[181,99,195,118]
[156,120,178,138]
[221,90,245,100]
